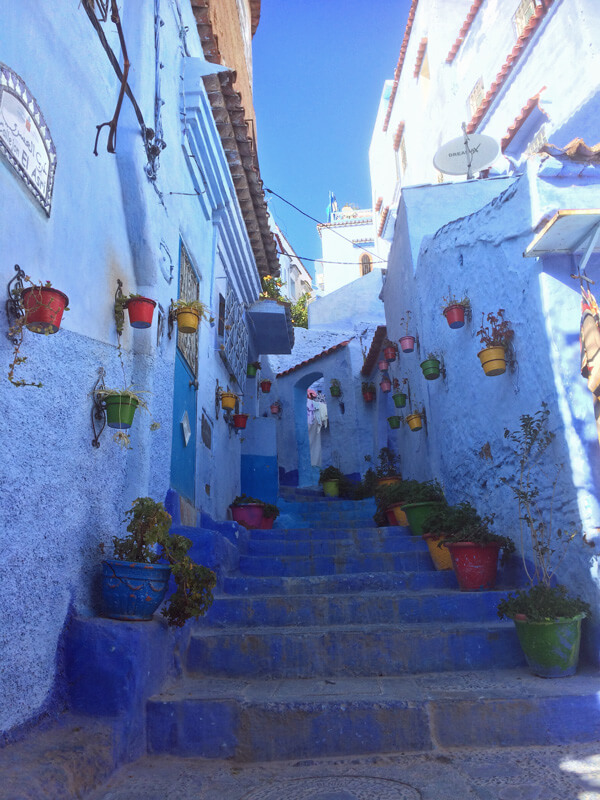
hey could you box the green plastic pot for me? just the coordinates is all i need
[513,614,585,678]
[322,479,339,497]
[330,386,341,397]
[392,392,407,408]
[105,395,139,429]
[387,416,401,429]
[247,364,258,377]
[402,501,445,535]
[420,358,441,380]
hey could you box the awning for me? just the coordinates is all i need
[247,299,295,355]
[524,210,600,257]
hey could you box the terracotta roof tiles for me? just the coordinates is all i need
[361,326,388,376]
[501,88,546,152]
[276,340,351,378]
[446,0,484,64]
[413,37,428,77]
[377,206,390,237]
[382,0,419,132]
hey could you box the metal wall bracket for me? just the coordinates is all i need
[6,264,26,342]
[167,299,176,339]
[156,302,165,346]
[91,367,107,448]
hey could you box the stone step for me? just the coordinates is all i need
[198,588,513,628]
[223,569,458,595]
[238,551,433,576]
[186,620,523,678]
[146,669,600,760]
[245,534,426,557]
[250,525,411,541]
[276,517,378,530]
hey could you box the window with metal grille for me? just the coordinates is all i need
[513,0,537,37]
[177,241,200,375]
[468,77,485,120]
[218,283,248,389]
[360,254,372,276]
[525,123,548,156]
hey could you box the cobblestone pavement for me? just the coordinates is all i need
[87,743,600,800]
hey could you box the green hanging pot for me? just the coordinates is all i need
[104,395,139,429]
[513,614,585,678]
[387,415,401,429]
[420,358,441,380]
[392,392,406,408]
[247,364,258,377]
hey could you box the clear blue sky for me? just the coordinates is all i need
[252,0,413,280]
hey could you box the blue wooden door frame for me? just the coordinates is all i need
[170,348,197,505]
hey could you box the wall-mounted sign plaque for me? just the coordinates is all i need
[0,63,57,216]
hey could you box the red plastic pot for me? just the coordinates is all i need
[21,286,69,334]
[384,346,397,362]
[378,360,388,371]
[270,403,280,415]
[126,296,156,329]
[399,335,415,353]
[443,304,465,329]
[259,517,274,530]
[380,379,392,393]
[233,413,248,429]
[446,542,500,591]
[260,380,272,393]
[363,391,375,403]
[230,503,264,529]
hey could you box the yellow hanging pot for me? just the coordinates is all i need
[221,392,237,410]
[406,413,423,431]
[478,346,506,376]
[175,307,200,334]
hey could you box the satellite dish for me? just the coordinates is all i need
[434,133,500,177]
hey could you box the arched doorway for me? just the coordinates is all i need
[293,370,331,487]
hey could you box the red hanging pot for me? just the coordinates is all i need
[443,304,465,329]
[125,296,156,329]
[363,391,375,403]
[233,413,248,429]
[399,335,415,353]
[384,346,397,362]
[270,403,280,414]
[380,379,392,393]
[446,542,500,591]
[21,286,69,334]
[260,380,272,393]
[378,360,388,371]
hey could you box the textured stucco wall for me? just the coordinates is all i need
[0,0,259,733]
[382,160,600,660]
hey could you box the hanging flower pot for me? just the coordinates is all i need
[420,358,441,381]
[363,391,375,402]
[247,363,259,378]
[221,392,237,411]
[104,394,139,429]
[443,304,466,329]
[21,286,69,334]
[260,380,272,394]
[102,560,172,621]
[445,542,501,591]
[478,346,507,376]
[387,415,400,429]
[406,412,422,431]
[422,534,453,571]
[175,306,200,334]
[233,413,248,429]
[399,335,415,353]
[384,346,397,362]
[330,383,342,397]
[392,392,407,408]
[378,359,389,371]
[270,402,280,415]
[125,296,156,329]
[380,378,392,393]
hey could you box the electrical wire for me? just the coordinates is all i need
[276,250,387,265]
[265,186,387,262]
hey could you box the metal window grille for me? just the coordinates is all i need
[177,242,199,376]
[221,283,248,390]
[468,77,485,119]
[361,254,372,276]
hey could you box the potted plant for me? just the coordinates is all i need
[378,359,389,371]
[441,506,515,591]
[219,388,239,411]
[497,404,593,676]
[401,480,445,535]
[392,377,407,408]
[330,378,342,397]
[441,291,470,329]
[260,502,280,530]
[230,494,266,528]
[369,446,402,487]
[173,298,209,334]
[420,352,441,380]
[382,339,397,362]
[380,374,392,393]
[270,399,281,415]
[117,293,156,330]
[260,379,272,393]
[476,309,514,376]
[102,497,216,627]
[247,361,261,378]
[399,312,415,353]
[232,412,249,429]
[420,502,477,571]
[362,381,375,402]
[388,415,401,429]
[373,480,410,527]
[96,386,150,430]
[319,465,344,497]
[405,410,423,431]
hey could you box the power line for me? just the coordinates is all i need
[276,250,387,266]
[265,186,387,263]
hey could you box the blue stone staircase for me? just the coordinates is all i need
[146,490,600,761]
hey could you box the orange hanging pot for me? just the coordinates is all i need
[21,286,69,334]
[406,412,423,431]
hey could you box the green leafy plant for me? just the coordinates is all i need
[111,497,216,628]
[435,502,515,566]
[402,479,445,504]
[262,502,280,520]
[361,381,375,394]
[260,275,285,300]
[476,308,514,348]
[441,289,470,312]
[230,495,280,519]
[497,403,594,619]
[114,292,145,336]
[318,466,344,485]
[498,584,590,623]
[290,291,311,328]
[371,446,401,479]
[330,378,342,393]
[173,298,209,317]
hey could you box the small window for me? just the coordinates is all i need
[217,293,226,338]
[513,0,537,37]
[395,135,408,180]
[360,254,372,276]
[468,77,485,119]
[525,123,548,156]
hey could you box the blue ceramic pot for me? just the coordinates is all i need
[102,560,171,621]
